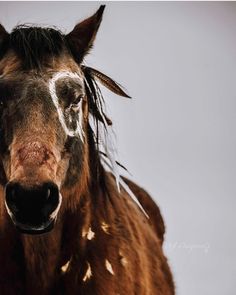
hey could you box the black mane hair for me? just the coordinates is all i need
[83,67,113,172]
[9,25,67,69]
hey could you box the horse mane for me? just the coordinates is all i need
[82,67,121,184]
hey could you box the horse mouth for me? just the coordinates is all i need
[14,218,55,235]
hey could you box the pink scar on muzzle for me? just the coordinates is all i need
[17,141,55,167]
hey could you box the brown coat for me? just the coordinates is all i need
[0,173,175,295]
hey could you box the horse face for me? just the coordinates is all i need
[0,6,105,234]
[0,65,87,234]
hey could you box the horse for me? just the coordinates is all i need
[0,5,175,295]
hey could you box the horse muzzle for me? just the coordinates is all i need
[4,181,61,235]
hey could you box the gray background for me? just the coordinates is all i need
[0,2,235,294]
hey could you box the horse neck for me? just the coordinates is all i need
[20,189,90,291]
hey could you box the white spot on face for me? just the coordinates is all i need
[83,262,92,282]
[82,227,95,240]
[101,221,110,234]
[48,71,85,142]
[105,259,114,275]
[61,259,71,273]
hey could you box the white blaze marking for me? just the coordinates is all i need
[83,262,92,282]
[48,71,85,142]
[105,259,114,275]
[61,259,71,273]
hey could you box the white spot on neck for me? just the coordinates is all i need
[83,262,92,282]
[121,257,128,266]
[82,227,95,240]
[105,259,114,275]
[101,221,110,234]
[48,71,85,142]
[87,227,95,240]
[61,259,71,273]
[119,250,128,267]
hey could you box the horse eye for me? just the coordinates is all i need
[71,94,83,106]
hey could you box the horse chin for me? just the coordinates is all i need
[14,219,55,235]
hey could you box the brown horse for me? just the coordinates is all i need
[0,5,175,295]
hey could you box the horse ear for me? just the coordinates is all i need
[66,5,105,63]
[0,24,9,59]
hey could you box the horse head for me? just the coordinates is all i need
[0,5,127,234]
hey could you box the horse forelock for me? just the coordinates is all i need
[9,25,66,69]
